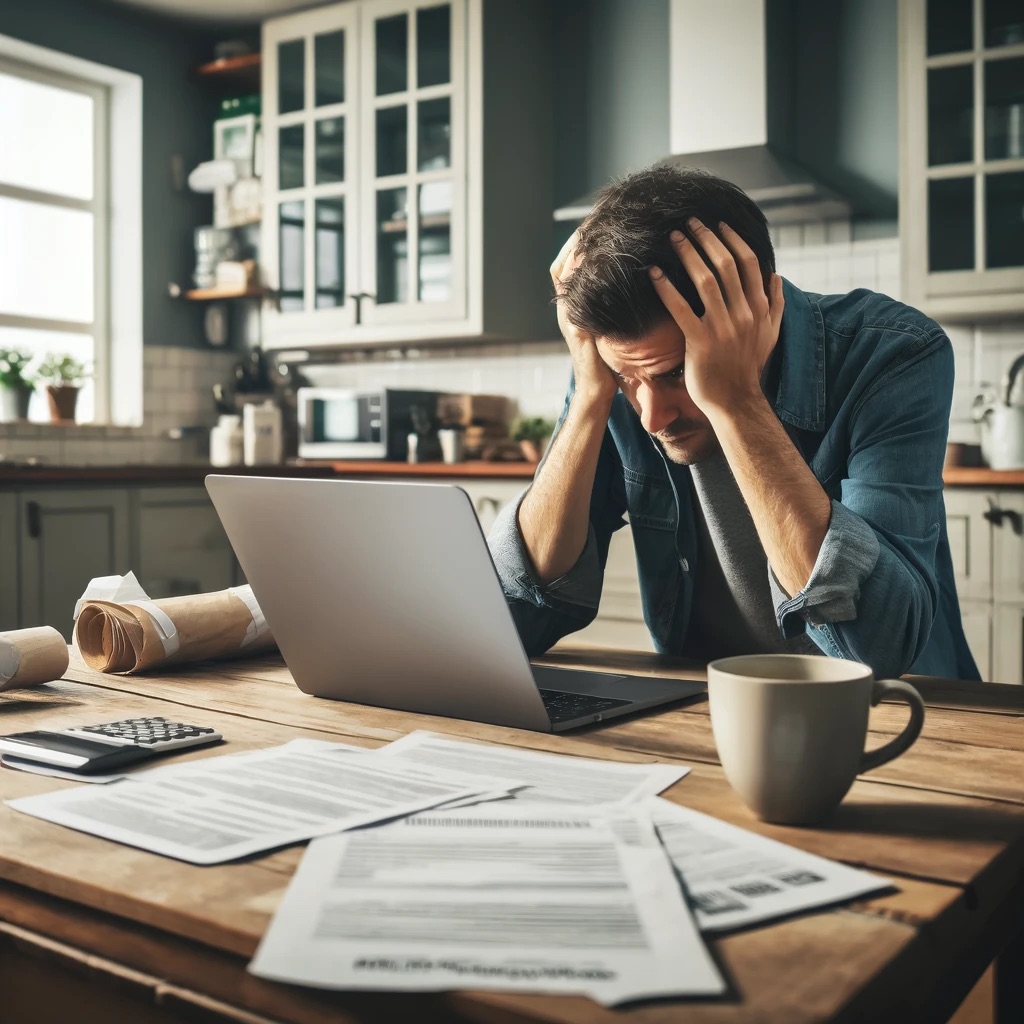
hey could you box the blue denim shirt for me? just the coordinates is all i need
[489,279,980,682]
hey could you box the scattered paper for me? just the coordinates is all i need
[648,798,890,931]
[7,742,517,865]
[249,807,724,1005]
[379,731,688,806]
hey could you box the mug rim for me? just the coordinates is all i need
[708,653,872,684]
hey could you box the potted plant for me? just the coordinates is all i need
[37,354,88,424]
[0,349,35,423]
[512,416,556,463]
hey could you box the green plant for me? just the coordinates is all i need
[0,348,34,390]
[37,354,88,388]
[512,416,555,444]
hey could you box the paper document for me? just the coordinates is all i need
[7,742,515,865]
[249,807,724,1005]
[380,731,688,806]
[649,798,890,931]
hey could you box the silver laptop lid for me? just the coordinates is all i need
[206,475,551,731]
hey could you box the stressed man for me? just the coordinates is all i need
[489,166,978,681]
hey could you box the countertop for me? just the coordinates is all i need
[1,461,1021,487]
[0,460,538,486]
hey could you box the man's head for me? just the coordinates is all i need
[561,166,775,464]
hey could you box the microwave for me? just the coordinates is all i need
[297,387,446,460]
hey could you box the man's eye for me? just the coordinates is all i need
[667,366,685,380]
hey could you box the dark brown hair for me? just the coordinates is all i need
[562,165,775,340]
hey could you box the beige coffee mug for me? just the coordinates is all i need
[707,654,925,825]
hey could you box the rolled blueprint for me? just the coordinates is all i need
[73,573,275,674]
[0,626,70,691]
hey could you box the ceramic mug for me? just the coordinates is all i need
[707,654,925,825]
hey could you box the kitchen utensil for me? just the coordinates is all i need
[973,354,1024,469]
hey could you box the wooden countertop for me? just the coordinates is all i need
[1,460,1021,487]
[942,466,1024,486]
[0,460,537,486]
[0,647,1022,1022]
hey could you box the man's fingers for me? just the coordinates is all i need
[550,229,581,290]
[769,273,785,339]
[678,219,745,315]
[649,266,703,336]
[668,223,730,323]
[719,222,770,318]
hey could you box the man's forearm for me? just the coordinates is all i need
[518,390,614,584]
[709,395,832,597]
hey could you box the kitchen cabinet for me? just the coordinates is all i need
[261,0,553,348]
[0,494,17,631]
[899,0,1024,320]
[134,487,241,599]
[18,489,131,641]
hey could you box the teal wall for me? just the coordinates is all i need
[0,0,221,348]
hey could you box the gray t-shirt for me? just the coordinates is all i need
[682,454,819,661]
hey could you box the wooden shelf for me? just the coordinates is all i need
[194,53,261,87]
[183,285,270,302]
[380,214,451,234]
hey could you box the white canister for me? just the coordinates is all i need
[243,401,283,466]
[210,414,243,467]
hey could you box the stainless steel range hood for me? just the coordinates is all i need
[555,0,853,226]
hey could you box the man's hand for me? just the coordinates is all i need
[648,219,784,417]
[551,230,618,407]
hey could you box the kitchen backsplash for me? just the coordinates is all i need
[0,347,237,466]
[0,229,1017,465]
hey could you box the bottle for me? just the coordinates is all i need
[210,414,243,467]
[243,401,283,466]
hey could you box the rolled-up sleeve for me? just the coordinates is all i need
[770,500,880,633]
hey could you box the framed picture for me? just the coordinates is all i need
[214,113,258,180]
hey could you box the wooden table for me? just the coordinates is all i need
[0,648,1022,1024]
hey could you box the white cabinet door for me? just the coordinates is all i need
[992,603,1024,685]
[135,487,240,599]
[898,0,1024,320]
[262,3,361,346]
[989,491,1024,602]
[19,488,131,640]
[944,488,995,602]
[357,0,467,331]
[959,598,993,682]
[0,493,18,631]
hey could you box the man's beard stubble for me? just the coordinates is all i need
[654,418,720,465]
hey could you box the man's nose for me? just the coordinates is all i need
[637,384,679,435]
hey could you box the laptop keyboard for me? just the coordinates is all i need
[538,688,633,724]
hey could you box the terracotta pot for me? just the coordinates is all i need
[46,385,80,423]
[0,385,33,423]
[518,439,541,463]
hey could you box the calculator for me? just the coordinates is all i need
[0,717,223,775]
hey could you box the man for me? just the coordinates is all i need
[489,165,978,681]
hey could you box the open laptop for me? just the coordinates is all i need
[206,476,704,732]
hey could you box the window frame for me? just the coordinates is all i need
[0,54,110,422]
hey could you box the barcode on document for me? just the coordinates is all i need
[775,870,826,887]
[730,881,782,898]
[692,889,747,915]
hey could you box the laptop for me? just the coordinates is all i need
[206,476,704,732]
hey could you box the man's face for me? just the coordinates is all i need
[596,320,719,465]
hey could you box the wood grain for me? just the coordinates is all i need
[2,649,1023,1023]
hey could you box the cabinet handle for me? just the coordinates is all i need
[984,500,1024,535]
[26,501,41,539]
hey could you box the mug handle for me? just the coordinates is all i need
[859,679,926,773]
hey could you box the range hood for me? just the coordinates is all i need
[555,0,853,226]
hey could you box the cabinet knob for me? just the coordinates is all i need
[984,500,1024,535]
[25,501,41,539]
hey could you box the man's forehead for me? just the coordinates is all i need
[596,321,686,372]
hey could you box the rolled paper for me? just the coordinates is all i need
[74,586,275,675]
[0,626,70,691]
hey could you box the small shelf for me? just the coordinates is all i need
[194,53,261,88]
[379,214,451,234]
[183,285,271,301]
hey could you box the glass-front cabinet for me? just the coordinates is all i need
[900,0,1024,319]
[262,0,467,347]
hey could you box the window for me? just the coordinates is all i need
[0,56,108,423]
